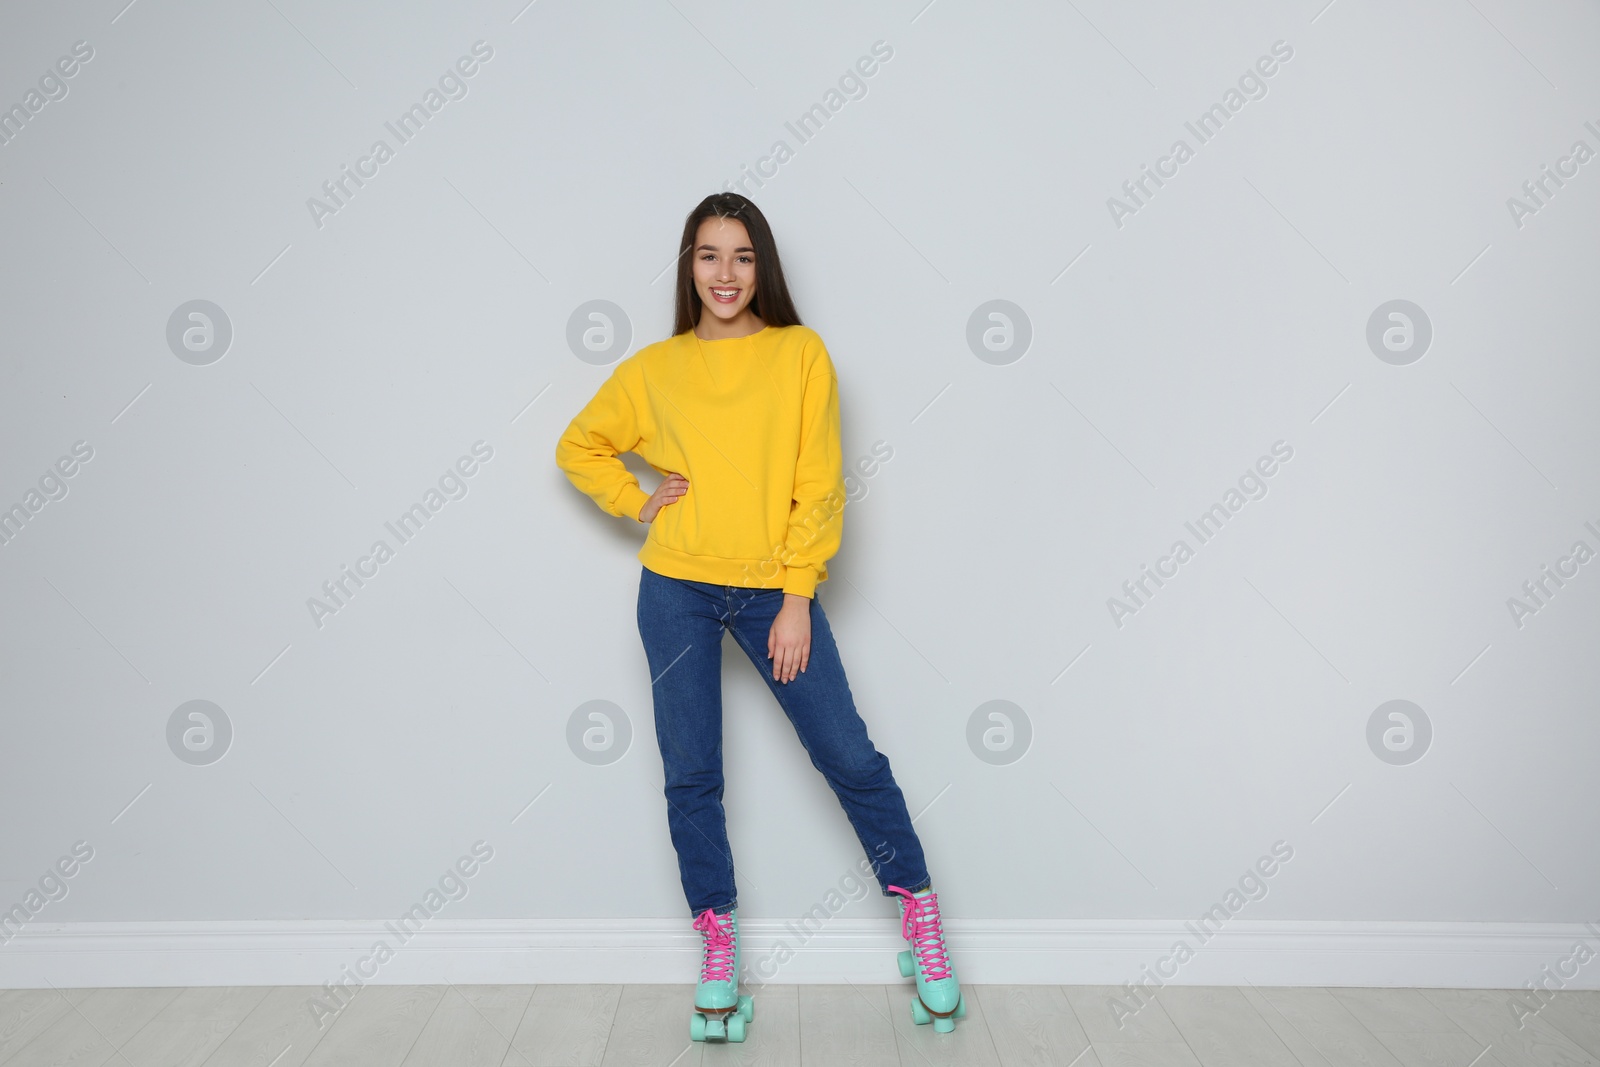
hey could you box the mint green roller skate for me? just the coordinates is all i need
[688,907,753,1042]
[888,884,965,1033]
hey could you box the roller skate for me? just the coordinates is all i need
[888,884,965,1033]
[688,906,753,1042]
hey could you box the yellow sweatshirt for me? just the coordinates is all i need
[555,324,846,598]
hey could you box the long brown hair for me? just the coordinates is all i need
[672,193,803,337]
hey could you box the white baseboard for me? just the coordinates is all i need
[2,918,1596,992]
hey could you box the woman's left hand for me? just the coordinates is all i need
[768,594,811,684]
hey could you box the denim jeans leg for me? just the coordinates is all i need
[636,566,739,916]
[723,584,932,897]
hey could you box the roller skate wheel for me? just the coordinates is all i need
[689,1012,706,1042]
[954,992,967,1019]
[727,1013,747,1042]
[738,994,754,1022]
[897,949,915,978]
[910,995,930,1026]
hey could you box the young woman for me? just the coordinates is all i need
[555,193,964,1041]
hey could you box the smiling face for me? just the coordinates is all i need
[691,216,762,338]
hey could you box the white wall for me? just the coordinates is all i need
[2,0,1598,990]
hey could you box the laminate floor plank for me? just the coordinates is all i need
[504,985,619,1067]
[4,987,182,1067]
[1155,987,1298,1067]
[1416,988,1600,1067]
[1533,991,1600,1061]
[1061,986,1185,1045]
[1087,1042,1203,1067]
[0,989,75,1066]
[977,985,1098,1067]
[1368,1031,1508,1067]
[199,985,338,1067]
[399,984,533,1067]
[1247,985,1405,1067]
[596,985,702,1067]
[1327,989,1466,1035]
[1236,986,1334,1067]
[796,984,896,1067]
[117,986,269,1067]
[298,985,445,1067]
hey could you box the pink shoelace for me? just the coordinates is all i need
[888,885,952,981]
[692,908,736,983]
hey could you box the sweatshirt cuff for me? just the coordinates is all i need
[616,483,652,523]
[782,566,819,599]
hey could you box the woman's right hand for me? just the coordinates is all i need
[637,472,688,523]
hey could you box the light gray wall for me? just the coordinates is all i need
[2,0,1596,940]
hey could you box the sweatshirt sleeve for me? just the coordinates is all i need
[555,362,654,523]
[780,344,847,598]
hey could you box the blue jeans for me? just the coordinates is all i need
[635,565,932,916]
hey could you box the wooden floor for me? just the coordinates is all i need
[0,983,1595,1067]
